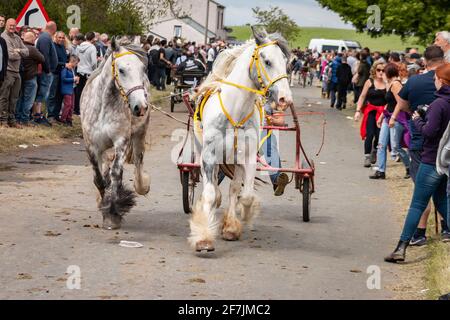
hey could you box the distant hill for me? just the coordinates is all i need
[228,26,425,53]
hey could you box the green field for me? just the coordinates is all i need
[228,26,425,53]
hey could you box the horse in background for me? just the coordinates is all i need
[81,37,151,230]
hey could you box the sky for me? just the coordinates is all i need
[218,0,354,29]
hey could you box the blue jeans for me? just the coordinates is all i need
[400,163,448,242]
[329,82,338,107]
[36,73,54,103]
[261,130,281,185]
[377,119,410,173]
[391,121,410,168]
[47,73,63,118]
[16,77,38,123]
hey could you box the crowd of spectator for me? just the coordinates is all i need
[0,12,234,130]
[0,16,111,129]
[141,35,227,91]
[285,32,450,263]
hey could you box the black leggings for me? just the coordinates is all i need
[365,110,380,155]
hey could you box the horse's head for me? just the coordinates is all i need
[251,26,293,111]
[110,37,149,117]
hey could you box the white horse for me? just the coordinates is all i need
[190,27,293,252]
[81,38,151,230]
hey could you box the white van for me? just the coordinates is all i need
[308,39,362,53]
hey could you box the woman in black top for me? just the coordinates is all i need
[354,61,387,167]
[370,63,411,179]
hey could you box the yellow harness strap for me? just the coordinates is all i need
[111,51,135,103]
[194,41,287,150]
[218,79,265,96]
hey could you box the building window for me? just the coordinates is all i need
[174,25,182,38]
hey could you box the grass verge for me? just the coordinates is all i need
[425,237,450,299]
[0,117,82,154]
[0,86,174,154]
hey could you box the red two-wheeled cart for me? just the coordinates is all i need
[177,92,319,222]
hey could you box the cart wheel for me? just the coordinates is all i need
[302,178,311,222]
[170,96,175,113]
[182,171,195,214]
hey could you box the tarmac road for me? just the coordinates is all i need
[0,83,404,299]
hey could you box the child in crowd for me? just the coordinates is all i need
[60,55,79,126]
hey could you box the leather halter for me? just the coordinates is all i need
[111,51,147,104]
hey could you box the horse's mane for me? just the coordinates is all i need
[195,41,254,97]
[86,37,148,86]
[196,33,290,98]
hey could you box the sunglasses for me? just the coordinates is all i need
[377,69,385,73]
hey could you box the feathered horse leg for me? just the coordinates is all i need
[188,142,219,252]
[101,138,137,230]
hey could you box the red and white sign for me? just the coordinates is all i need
[16,0,50,29]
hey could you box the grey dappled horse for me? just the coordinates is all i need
[81,38,151,230]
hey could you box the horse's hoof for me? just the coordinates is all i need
[102,216,122,230]
[222,231,240,242]
[135,176,150,196]
[195,240,215,252]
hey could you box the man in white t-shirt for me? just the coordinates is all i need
[206,43,217,73]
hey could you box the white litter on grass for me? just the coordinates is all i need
[72,142,81,145]
[308,104,312,107]
[32,144,39,148]
[320,162,327,165]
[18,145,28,149]
[420,289,430,294]
[316,102,322,105]
[346,116,354,120]
[119,241,143,248]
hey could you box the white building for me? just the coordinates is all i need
[146,0,226,44]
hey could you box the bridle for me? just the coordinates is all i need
[111,51,147,104]
[218,41,289,98]
[195,41,289,150]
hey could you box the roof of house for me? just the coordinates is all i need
[147,30,167,40]
[181,16,216,38]
[210,0,225,8]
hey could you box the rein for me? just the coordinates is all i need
[111,51,147,104]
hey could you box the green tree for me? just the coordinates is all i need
[0,0,145,35]
[252,6,301,42]
[316,0,450,45]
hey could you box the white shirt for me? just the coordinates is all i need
[445,49,450,63]
[347,56,357,74]
[207,48,215,62]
